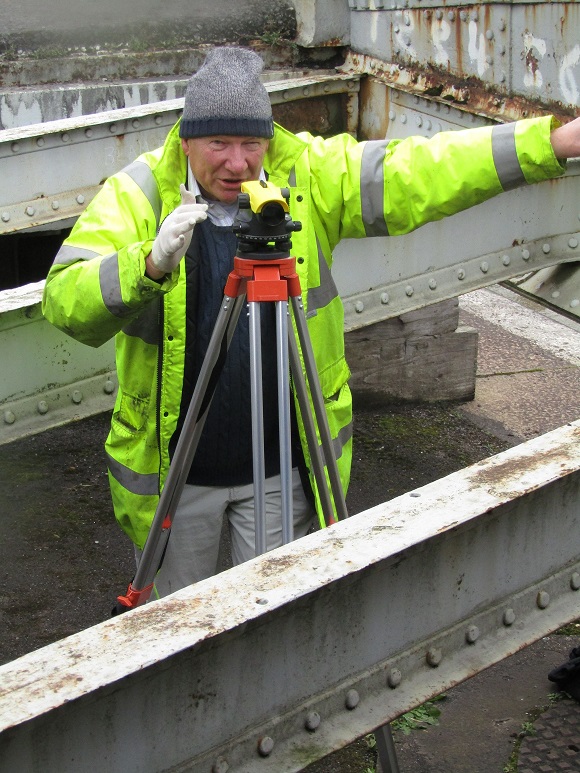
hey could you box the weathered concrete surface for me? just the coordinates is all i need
[459,286,580,443]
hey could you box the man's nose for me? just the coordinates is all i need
[224,146,248,172]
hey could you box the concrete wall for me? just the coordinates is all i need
[0,0,296,54]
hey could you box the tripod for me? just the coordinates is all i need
[113,180,400,773]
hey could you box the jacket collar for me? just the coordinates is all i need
[265,123,308,179]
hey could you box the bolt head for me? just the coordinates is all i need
[426,647,442,667]
[387,668,402,688]
[465,625,480,644]
[257,736,275,757]
[536,591,550,609]
[212,757,229,773]
[305,711,321,731]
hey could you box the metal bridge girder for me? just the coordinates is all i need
[1,420,579,772]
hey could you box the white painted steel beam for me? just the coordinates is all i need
[0,282,116,443]
[1,420,579,772]
[0,73,359,234]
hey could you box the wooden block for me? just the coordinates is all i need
[346,322,478,403]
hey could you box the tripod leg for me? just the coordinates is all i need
[289,295,349,523]
[249,301,267,555]
[287,334,337,526]
[374,724,401,773]
[130,293,245,596]
[276,300,293,545]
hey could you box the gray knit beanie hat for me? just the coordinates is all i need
[179,47,274,139]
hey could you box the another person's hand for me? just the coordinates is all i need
[550,115,580,160]
[150,184,208,274]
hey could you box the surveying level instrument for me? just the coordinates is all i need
[113,180,349,614]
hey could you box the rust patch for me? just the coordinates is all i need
[525,48,541,78]
[341,54,576,122]
[469,435,580,491]
[258,554,296,576]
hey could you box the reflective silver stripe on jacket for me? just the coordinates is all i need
[107,454,160,496]
[53,245,100,265]
[99,252,132,318]
[321,419,353,460]
[360,140,390,237]
[122,298,161,345]
[306,239,340,319]
[491,123,526,191]
[121,160,163,225]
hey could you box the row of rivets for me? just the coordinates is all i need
[5,113,176,156]
[211,572,579,772]
[1,194,88,222]
[210,696,342,769]
[351,235,579,314]
[281,80,357,101]
[2,380,115,424]
[385,580,578,684]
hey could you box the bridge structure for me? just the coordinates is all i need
[0,1,579,770]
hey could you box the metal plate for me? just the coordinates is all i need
[518,697,580,772]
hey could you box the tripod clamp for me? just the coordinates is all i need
[114,181,348,613]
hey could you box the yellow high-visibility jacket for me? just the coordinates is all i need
[42,116,564,547]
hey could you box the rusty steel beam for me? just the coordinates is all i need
[0,420,579,772]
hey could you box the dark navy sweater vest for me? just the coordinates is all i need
[170,218,283,487]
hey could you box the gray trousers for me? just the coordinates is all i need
[138,468,316,599]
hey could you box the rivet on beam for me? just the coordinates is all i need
[426,647,442,667]
[536,590,550,609]
[305,711,321,731]
[212,756,229,773]
[387,668,402,688]
[465,625,480,644]
[503,608,516,626]
[257,736,275,757]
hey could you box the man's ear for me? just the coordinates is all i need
[180,138,190,156]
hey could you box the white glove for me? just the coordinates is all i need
[150,184,208,273]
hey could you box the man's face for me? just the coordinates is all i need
[181,135,270,204]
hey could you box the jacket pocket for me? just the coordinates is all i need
[111,391,150,435]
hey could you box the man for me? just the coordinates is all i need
[42,46,580,599]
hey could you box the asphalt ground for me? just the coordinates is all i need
[1,284,579,772]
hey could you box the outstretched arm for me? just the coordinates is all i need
[551,116,580,159]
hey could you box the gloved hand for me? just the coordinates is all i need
[150,184,208,273]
